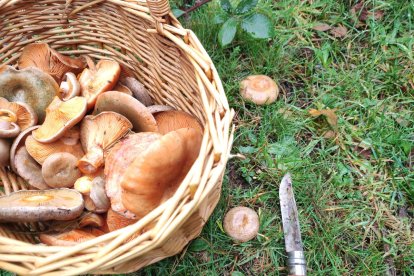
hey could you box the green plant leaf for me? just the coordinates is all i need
[235,0,258,14]
[172,8,185,18]
[213,13,228,24]
[220,0,233,13]
[188,238,209,252]
[241,13,273,38]
[218,17,238,47]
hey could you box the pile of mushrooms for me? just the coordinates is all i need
[0,43,203,245]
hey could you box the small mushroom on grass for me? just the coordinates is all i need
[0,189,84,222]
[42,153,81,188]
[32,96,87,143]
[223,207,259,243]
[240,75,279,105]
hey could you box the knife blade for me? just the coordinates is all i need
[279,173,306,275]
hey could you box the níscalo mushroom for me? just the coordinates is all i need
[240,75,279,105]
[154,110,203,135]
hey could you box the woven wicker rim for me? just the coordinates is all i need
[0,0,234,275]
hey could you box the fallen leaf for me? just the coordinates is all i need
[351,1,384,22]
[330,25,347,38]
[353,146,372,159]
[313,23,331,32]
[323,130,336,139]
[309,108,338,128]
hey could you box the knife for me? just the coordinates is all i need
[279,173,307,276]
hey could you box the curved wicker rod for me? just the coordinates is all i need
[0,254,41,262]
[0,0,20,9]
[0,245,98,254]
[67,0,106,17]
[108,0,150,13]
[35,195,177,267]
[0,168,11,194]
[0,260,29,275]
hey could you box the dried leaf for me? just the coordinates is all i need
[323,130,336,139]
[351,2,384,22]
[309,108,338,128]
[313,23,331,32]
[353,146,372,159]
[330,25,347,38]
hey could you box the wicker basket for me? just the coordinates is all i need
[0,0,234,274]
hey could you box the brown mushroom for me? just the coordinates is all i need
[78,112,132,174]
[39,229,98,246]
[14,146,49,190]
[0,65,59,122]
[223,206,259,243]
[0,139,11,167]
[89,176,110,213]
[42,153,81,188]
[0,109,20,138]
[10,125,39,172]
[120,77,153,106]
[25,126,84,164]
[58,72,81,101]
[79,59,121,109]
[0,189,84,222]
[32,96,87,143]
[105,132,161,218]
[18,43,86,82]
[106,208,137,232]
[74,176,93,195]
[0,97,37,131]
[154,110,203,135]
[93,91,158,132]
[147,105,175,115]
[113,83,133,96]
[240,75,279,105]
[79,213,105,228]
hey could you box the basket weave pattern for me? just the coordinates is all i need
[0,0,234,274]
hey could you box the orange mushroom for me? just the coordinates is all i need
[240,75,279,105]
[79,213,105,228]
[58,72,81,101]
[25,126,84,164]
[113,83,133,96]
[79,59,121,109]
[154,110,203,135]
[106,208,137,232]
[0,97,37,131]
[18,43,86,82]
[32,96,87,143]
[78,112,132,174]
[39,229,98,246]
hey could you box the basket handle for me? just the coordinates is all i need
[146,0,171,20]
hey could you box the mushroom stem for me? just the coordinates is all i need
[0,120,11,130]
[59,72,80,101]
[77,146,104,174]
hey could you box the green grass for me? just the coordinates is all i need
[133,0,414,275]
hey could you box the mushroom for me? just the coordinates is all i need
[113,83,133,96]
[74,176,94,194]
[120,77,153,106]
[106,208,137,232]
[78,112,132,174]
[93,91,158,132]
[58,72,81,101]
[42,153,81,188]
[0,189,84,222]
[106,128,202,219]
[18,43,86,83]
[14,146,49,190]
[240,75,279,105]
[32,96,87,143]
[10,125,39,172]
[39,229,98,246]
[0,97,37,131]
[25,126,84,164]
[79,213,105,228]
[0,65,59,122]
[89,176,110,213]
[0,109,20,138]
[79,59,121,109]
[223,207,259,243]
[154,110,203,135]
[0,139,11,167]
[147,105,175,115]
[104,132,161,218]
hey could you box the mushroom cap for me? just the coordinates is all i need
[121,128,202,218]
[58,72,81,101]
[18,43,86,83]
[25,126,84,164]
[78,111,132,174]
[154,110,203,135]
[105,132,161,218]
[32,96,87,143]
[106,208,137,232]
[0,189,84,222]
[223,207,259,243]
[0,120,20,138]
[120,77,153,106]
[39,229,97,246]
[0,139,11,167]
[113,83,133,96]
[79,212,105,228]
[74,176,93,195]
[42,153,81,188]
[89,176,110,213]
[0,97,38,130]
[14,146,49,190]
[79,59,121,109]
[147,105,175,115]
[10,125,39,172]
[93,91,158,132]
[0,65,59,122]
[240,75,279,105]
